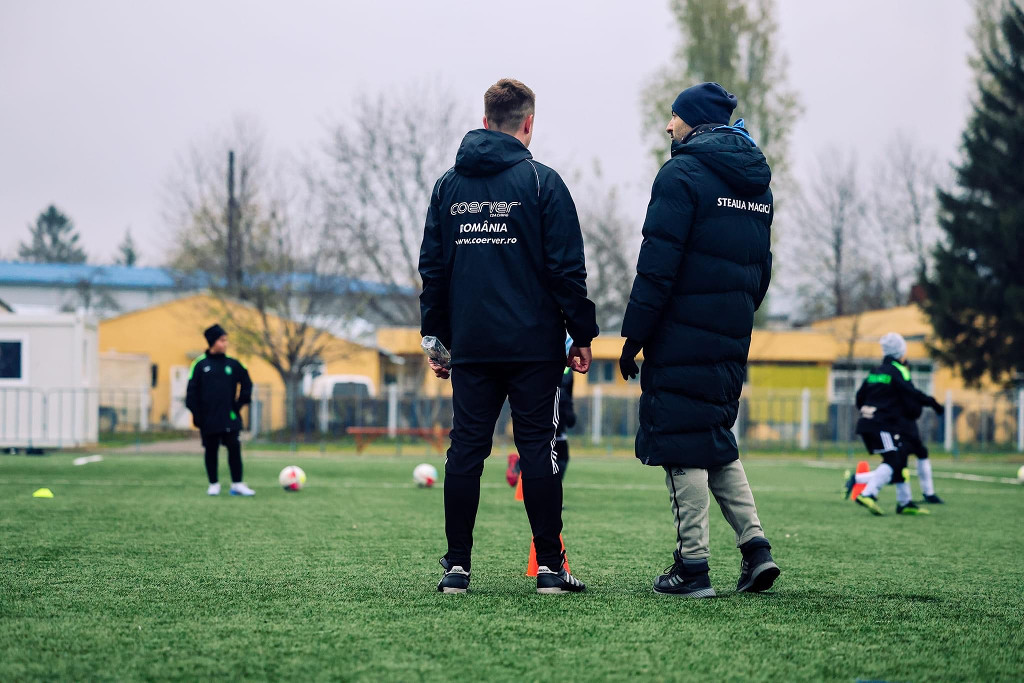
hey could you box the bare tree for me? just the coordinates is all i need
[870,135,944,301]
[319,84,470,325]
[570,163,639,332]
[641,0,801,182]
[787,150,884,321]
[163,117,267,284]
[164,118,362,429]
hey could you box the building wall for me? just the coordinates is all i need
[748,363,829,392]
[0,314,98,446]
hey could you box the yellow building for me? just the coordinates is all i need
[376,305,1011,443]
[377,309,936,399]
[99,294,383,431]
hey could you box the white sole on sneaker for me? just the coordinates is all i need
[653,587,717,598]
[440,587,467,594]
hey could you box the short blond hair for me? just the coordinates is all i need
[484,78,535,132]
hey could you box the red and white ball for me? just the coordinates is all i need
[413,463,438,488]
[279,465,307,491]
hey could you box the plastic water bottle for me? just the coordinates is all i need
[421,336,452,370]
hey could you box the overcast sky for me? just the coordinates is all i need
[0,0,975,269]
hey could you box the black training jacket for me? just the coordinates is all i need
[855,356,938,436]
[185,352,252,434]
[419,129,598,365]
[621,125,773,468]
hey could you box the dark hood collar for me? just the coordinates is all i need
[670,123,772,196]
[454,129,533,177]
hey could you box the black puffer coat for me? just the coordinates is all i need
[621,125,773,468]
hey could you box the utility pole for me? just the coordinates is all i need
[226,150,239,294]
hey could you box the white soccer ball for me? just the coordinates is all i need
[413,463,438,488]
[1018,464,1024,484]
[279,465,307,491]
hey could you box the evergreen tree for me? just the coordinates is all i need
[115,229,138,266]
[924,1,1024,385]
[18,205,87,264]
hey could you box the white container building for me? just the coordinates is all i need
[0,313,99,449]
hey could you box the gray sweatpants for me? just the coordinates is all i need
[665,460,765,560]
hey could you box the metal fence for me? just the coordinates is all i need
[283,386,1024,455]
[4,385,1022,454]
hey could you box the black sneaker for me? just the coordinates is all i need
[437,557,470,593]
[653,552,716,598]
[896,501,930,515]
[922,493,944,504]
[737,538,780,593]
[536,553,586,594]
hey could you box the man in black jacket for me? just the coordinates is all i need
[619,83,778,597]
[850,333,944,515]
[419,78,598,594]
[185,324,254,497]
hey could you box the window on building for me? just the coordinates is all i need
[0,341,23,380]
[589,360,617,385]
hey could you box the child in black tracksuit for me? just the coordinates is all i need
[185,324,254,497]
[852,332,943,515]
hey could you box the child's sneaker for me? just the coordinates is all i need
[505,453,521,487]
[207,483,221,496]
[230,482,255,496]
[842,470,855,499]
[856,494,884,515]
[896,501,930,515]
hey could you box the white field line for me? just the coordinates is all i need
[1,475,1019,498]
[0,477,670,492]
[801,459,1021,485]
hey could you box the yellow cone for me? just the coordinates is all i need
[32,488,54,498]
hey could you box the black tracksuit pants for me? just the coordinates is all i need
[444,361,565,570]
[202,430,242,484]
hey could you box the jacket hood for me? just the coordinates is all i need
[672,125,772,196]
[454,129,533,177]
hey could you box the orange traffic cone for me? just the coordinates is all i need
[850,460,870,500]
[526,534,569,577]
[514,474,524,501]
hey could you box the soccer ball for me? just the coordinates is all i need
[1018,464,1024,484]
[279,465,307,491]
[413,463,438,488]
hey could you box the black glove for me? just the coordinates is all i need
[930,398,945,416]
[619,338,642,380]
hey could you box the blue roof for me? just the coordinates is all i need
[0,261,415,296]
[0,261,178,289]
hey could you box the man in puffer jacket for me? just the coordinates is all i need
[620,82,779,597]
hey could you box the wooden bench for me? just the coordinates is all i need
[346,426,450,454]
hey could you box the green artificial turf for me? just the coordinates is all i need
[1,451,1022,681]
